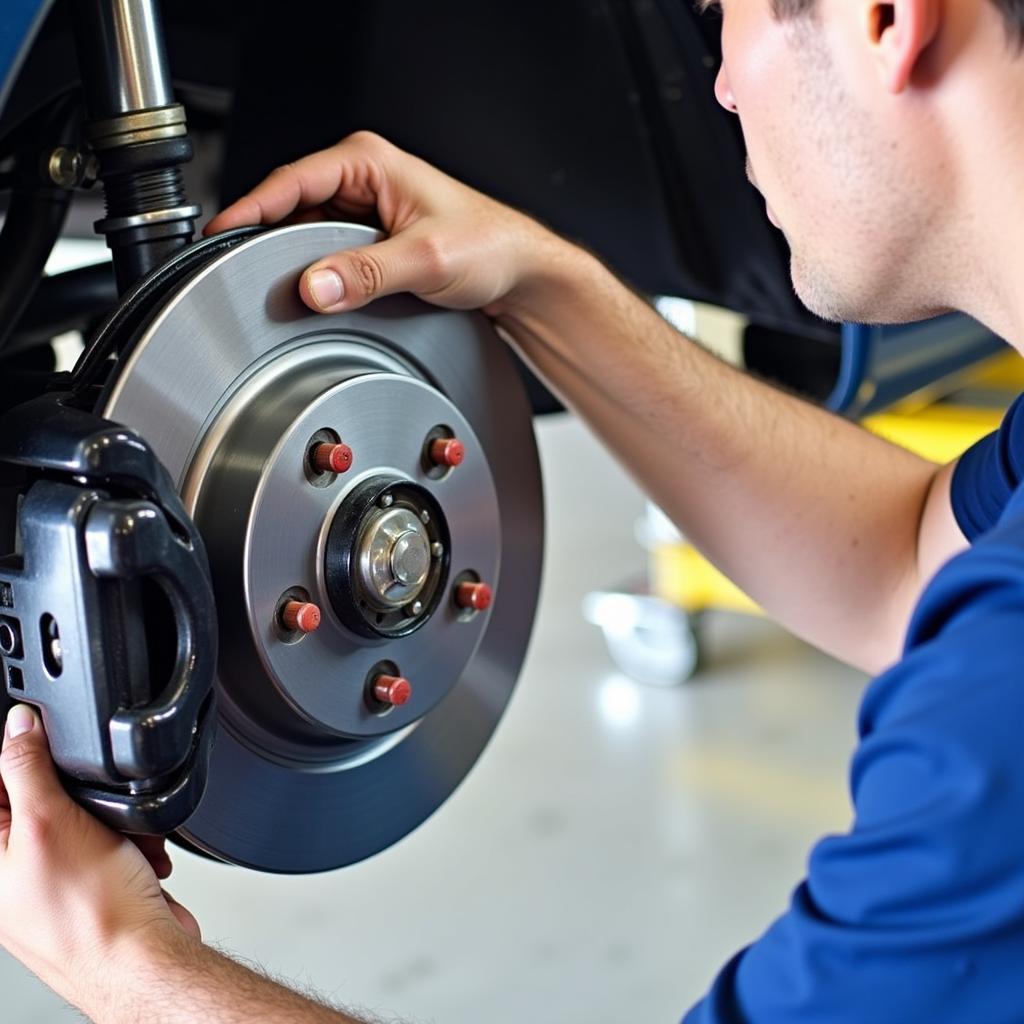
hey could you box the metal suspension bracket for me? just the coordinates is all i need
[0,395,217,835]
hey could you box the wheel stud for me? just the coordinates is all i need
[456,581,493,612]
[311,442,354,475]
[373,674,413,707]
[280,600,321,634]
[429,437,465,469]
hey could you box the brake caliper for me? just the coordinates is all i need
[0,395,216,835]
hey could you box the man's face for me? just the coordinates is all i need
[713,0,954,325]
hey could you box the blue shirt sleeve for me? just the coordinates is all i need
[950,393,1024,540]
[683,494,1024,1024]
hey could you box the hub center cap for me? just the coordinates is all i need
[361,508,431,606]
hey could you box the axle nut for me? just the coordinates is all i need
[312,442,354,475]
[429,438,465,469]
[281,601,322,634]
[373,674,413,708]
[456,581,493,612]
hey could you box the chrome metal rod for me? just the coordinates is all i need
[74,0,173,118]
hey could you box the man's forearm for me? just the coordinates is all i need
[84,928,376,1024]
[495,240,952,673]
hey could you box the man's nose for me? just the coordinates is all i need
[714,64,738,113]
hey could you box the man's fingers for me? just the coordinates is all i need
[204,133,386,236]
[0,705,69,833]
[131,834,173,880]
[163,889,202,941]
[279,207,332,228]
[300,233,450,314]
[0,781,9,851]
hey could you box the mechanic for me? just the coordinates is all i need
[3,0,1024,1020]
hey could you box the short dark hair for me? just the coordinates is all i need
[772,0,1024,47]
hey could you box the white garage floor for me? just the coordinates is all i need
[1,412,869,1024]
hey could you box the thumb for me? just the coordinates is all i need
[1,705,69,822]
[163,889,203,941]
[300,233,450,314]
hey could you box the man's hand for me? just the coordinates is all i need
[204,130,565,318]
[0,703,200,1017]
[0,703,383,1023]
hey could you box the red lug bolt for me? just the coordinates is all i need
[373,674,413,708]
[280,600,321,634]
[456,581,493,612]
[429,437,465,468]
[311,442,354,474]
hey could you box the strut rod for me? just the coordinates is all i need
[72,0,200,294]
[73,0,173,115]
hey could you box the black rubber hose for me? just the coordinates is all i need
[0,96,78,354]
[0,186,72,354]
[4,262,117,354]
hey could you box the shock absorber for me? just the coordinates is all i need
[72,0,200,293]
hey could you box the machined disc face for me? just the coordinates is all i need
[99,224,544,872]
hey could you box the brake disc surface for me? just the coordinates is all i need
[99,223,544,873]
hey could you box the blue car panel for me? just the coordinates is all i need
[0,0,51,112]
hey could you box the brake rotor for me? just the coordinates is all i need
[98,223,544,873]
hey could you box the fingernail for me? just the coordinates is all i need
[6,704,36,739]
[308,268,343,310]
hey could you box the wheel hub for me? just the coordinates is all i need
[325,472,454,642]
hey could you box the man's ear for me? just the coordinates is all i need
[865,0,940,93]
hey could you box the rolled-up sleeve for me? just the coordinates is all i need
[951,393,1024,541]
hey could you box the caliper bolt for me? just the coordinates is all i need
[429,438,465,469]
[456,581,494,612]
[0,621,18,656]
[280,600,321,634]
[311,442,354,475]
[373,674,413,708]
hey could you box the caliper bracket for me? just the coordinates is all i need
[0,395,216,834]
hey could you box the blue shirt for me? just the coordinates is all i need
[684,394,1024,1023]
